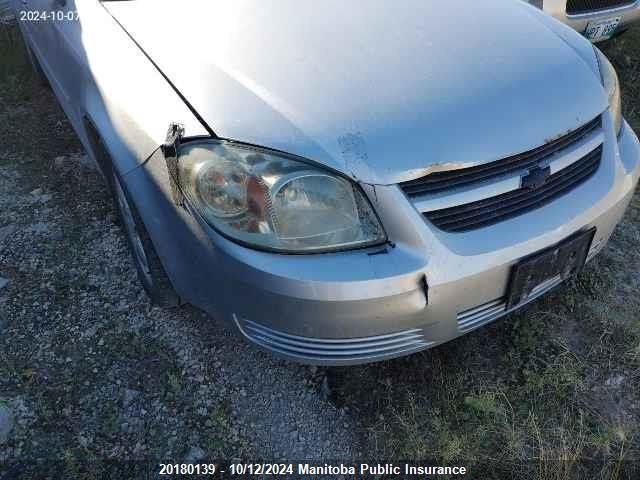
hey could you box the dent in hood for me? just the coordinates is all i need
[104,0,607,185]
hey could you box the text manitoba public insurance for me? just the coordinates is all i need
[298,463,467,476]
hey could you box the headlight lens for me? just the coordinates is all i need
[177,141,386,253]
[594,47,622,136]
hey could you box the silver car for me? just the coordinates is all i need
[14,0,640,365]
[528,0,640,41]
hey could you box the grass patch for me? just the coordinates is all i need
[333,31,640,478]
[602,29,640,132]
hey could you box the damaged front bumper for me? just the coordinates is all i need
[124,122,640,365]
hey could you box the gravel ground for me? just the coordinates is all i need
[0,76,360,476]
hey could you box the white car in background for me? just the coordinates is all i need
[529,0,640,41]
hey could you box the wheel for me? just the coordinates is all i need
[111,167,180,307]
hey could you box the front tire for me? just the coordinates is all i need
[111,167,180,308]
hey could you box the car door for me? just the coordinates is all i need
[40,0,86,132]
[19,0,103,161]
[18,0,83,133]
[17,0,62,86]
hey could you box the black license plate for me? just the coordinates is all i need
[506,228,596,309]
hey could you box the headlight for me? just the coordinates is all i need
[594,47,622,137]
[177,141,386,253]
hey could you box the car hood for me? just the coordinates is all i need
[104,0,607,185]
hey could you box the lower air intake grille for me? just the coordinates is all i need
[424,145,602,233]
[566,0,636,15]
[234,316,433,364]
[457,300,506,333]
[457,275,564,333]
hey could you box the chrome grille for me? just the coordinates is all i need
[424,145,602,232]
[400,116,601,197]
[566,0,636,15]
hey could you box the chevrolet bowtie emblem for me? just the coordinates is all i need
[522,165,551,190]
